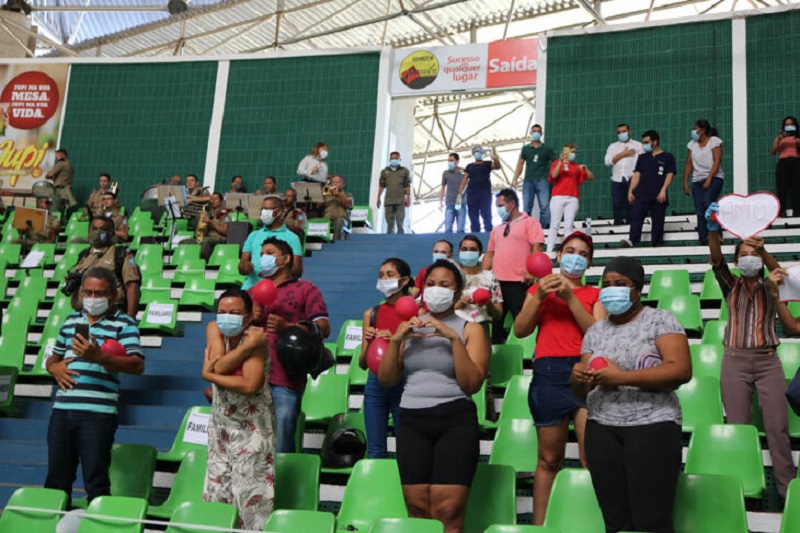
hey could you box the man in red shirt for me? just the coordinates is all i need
[252,237,330,453]
[410,239,454,300]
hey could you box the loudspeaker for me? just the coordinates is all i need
[226,221,251,252]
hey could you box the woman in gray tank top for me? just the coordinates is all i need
[378,259,490,533]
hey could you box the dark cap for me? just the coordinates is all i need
[603,256,645,290]
[560,231,594,260]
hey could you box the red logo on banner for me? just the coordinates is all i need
[486,39,538,88]
[0,71,60,130]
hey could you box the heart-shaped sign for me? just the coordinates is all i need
[716,192,780,240]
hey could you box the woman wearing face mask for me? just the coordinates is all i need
[705,204,797,501]
[297,142,329,184]
[514,231,605,525]
[359,258,412,458]
[683,119,724,245]
[546,143,594,253]
[571,257,691,533]
[771,116,800,217]
[379,260,490,533]
[201,288,274,530]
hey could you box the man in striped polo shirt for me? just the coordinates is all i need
[44,266,145,504]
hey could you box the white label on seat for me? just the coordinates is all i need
[21,250,45,269]
[308,222,329,236]
[183,412,210,446]
[0,375,11,402]
[42,344,55,369]
[351,209,368,222]
[343,325,362,351]
[146,303,175,325]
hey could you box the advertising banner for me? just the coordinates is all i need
[0,64,69,194]
[390,38,538,96]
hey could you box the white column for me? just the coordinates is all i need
[202,60,229,191]
[534,34,547,132]
[731,18,748,195]
[370,47,394,231]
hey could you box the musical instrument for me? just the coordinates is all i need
[31,179,54,199]
[322,184,339,196]
[195,204,209,244]
[110,181,119,195]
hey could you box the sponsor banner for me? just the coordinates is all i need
[0,65,69,194]
[390,38,537,96]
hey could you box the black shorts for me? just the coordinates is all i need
[396,399,480,486]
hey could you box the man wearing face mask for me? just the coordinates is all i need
[604,124,643,226]
[44,266,144,507]
[410,240,454,301]
[377,151,411,234]
[512,124,556,226]
[622,130,675,248]
[69,217,141,319]
[253,237,330,453]
[283,188,306,238]
[13,196,61,247]
[439,153,467,233]
[705,204,797,501]
[320,175,353,241]
[239,196,303,290]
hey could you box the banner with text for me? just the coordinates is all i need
[0,64,69,194]
[390,38,538,96]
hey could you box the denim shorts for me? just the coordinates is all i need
[528,356,585,427]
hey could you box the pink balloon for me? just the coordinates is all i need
[366,338,389,375]
[590,357,608,370]
[472,288,491,306]
[100,339,126,357]
[395,296,419,321]
[251,279,277,306]
[526,252,553,279]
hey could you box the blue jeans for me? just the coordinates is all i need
[45,409,118,504]
[271,385,303,453]
[468,191,493,232]
[443,204,467,233]
[611,179,631,225]
[363,372,405,458]
[523,179,550,228]
[691,177,724,244]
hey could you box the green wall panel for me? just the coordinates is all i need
[746,10,800,200]
[216,53,379,205]
[545,21,733,221]
[59,61,218,212]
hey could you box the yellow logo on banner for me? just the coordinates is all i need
[0,140,49,185]
[399,50,439,90]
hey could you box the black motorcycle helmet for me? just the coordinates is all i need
[276,321,334,377]
[321,417,367,469]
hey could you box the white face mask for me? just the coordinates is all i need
[737,255,763,278]
[84,297,109,317]
[319,150,329,160]
[423,286,455,313]
[260,209,275,226]
[376,278,402,297]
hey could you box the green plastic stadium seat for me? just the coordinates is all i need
[172,260,207,284]
[306,218,332,243]
[507,327,537,360]
[322,412,367,475]
[0,324,28,371]
[684,424,765,498]
[166,501,238,533]
[0,365,19,412]
[673,473,747,533]
[789,302,800,318]
[265,509,335,533]
[778,343,800,380]
[657,294,702,333]
[675,377,724,433]
[700,269,724,302]
[472,382,497,429]
[490,344,524,388]
[301,373,349,425]
[275,452,321,511]
[52,243,90,281]
[690,344,723,379]
[171,243,201,265]
[346,349,368,387]
[543,468,604,533]
[485,526,560,533]
[718,300,728,321]
[140,278,172,306]
[134,243,162,265]
[489,417,538,475]
[65,218,89,240]
[139,300,178,334]
[208,243,241,268]
[179,278,216,310]
[149,449,207,519]
[781,478,800,533]
[129,216,154,236]
[368,517,444,533]
[0,487,68,532]
[701,320,726,345]
[78,495,148,533]
[158,406,211,463]
[215,261,245,285]
[499,375,532,421]
[0,242,21,265]
[73,443,157,509]
[647,269,691,301]
[336,459,407,532]
[464,464,517,533]
[335,320,364,359]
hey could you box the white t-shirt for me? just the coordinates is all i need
[687,136,724,182]
[604,140,643,183]
[297,155,328,183]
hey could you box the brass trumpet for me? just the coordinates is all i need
[322,184,339,196]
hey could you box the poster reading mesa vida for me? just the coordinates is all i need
[0,64,68,195]
[390,38,538,96]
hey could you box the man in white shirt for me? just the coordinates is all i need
[604,123,643,226]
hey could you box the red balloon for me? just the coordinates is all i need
[526,252,553,279]
[251,279,277,306]
[395,296,419,321]
[366,338,389,375]
[590,357,608,370]
[472,288,491,306]
[101,339,126,357]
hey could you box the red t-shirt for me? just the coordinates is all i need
[414,266,429,311]
[374,302,404,334]
[253,278,329,392]
[527,284,600,359]
[548,160,588,198]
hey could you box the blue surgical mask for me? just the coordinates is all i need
[737,255,763,278]
[643,143,653,153]
[560,254,588,279]
[531,132,542,142]
[432,252,448,262]
[691,130,701,141]
[599,286,633,315]
[497,205,510,221]
[260,254,282,277]
[448,161,456,171]
[459,251,480,267]
[568,153,576,162]
[389,159,400,168]
[217,314,244,337]
[786,125,797,133]
[618,132,629,142]
[474,152,484,161]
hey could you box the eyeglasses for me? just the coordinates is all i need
[81,290,111,297]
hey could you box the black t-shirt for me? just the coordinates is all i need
[633,151,677,201]
[464,161,493,195]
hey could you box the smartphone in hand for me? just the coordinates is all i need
[74,323,89,341]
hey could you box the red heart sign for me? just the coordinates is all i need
[715,192,780,240]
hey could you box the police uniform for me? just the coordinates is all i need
[15,212,59,244]
[86,188,111,218]
[48,158,76,214]
[200,207,230,261]
[70,245,140,311]
[103,209,128,236]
